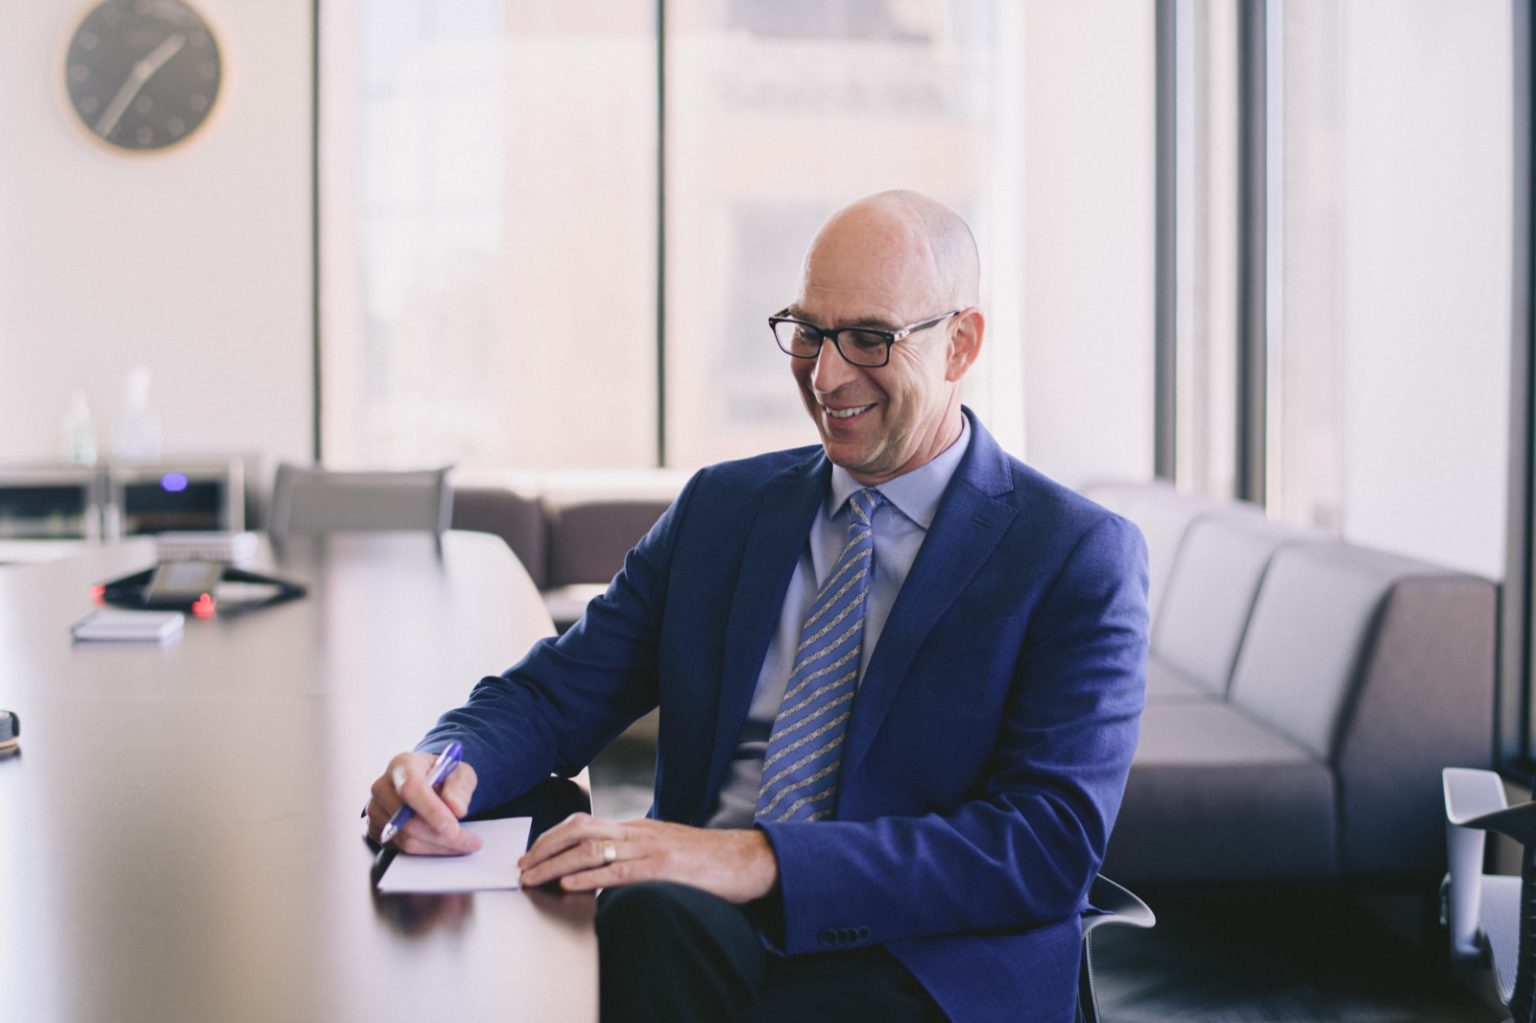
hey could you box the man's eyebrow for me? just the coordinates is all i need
[785,307,898,331]
[842,316,899,331]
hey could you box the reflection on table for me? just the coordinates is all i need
[0,531,597,1023]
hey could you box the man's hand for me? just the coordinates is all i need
[518,813,779,904]
[365,751,482,855]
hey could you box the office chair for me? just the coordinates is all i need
[1442,766,1536,1019]
[1079,874,1156,1023]
[267,463,453,539]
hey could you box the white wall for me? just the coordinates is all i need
[0,1,314,479]
[1016,1,1157,487]
[1336,0,1511,578]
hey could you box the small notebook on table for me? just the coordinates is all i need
[71,609,185,643]
[375,817,532,893]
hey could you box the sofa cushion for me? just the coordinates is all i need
[545,499,671,588]
[1123,490,1262,621]
[1082,479,1176,518]
[1106,701,1337,881]
[1228,544,1445,761]
[1145,657,1213,700]
[450,486,547,588]
[1152,515,1330,697]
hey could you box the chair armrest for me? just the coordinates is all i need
[1446,767,1508,824]
[1457,800,1536,845]
[1443,768,1508,960]
[1082,874,1156,937]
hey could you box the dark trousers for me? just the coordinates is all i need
[596,882,948,1022]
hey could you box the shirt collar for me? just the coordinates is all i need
[826,414,971,529]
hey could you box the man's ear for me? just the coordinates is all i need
[944,307,985,382]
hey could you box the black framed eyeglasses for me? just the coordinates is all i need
[768,308,961,368]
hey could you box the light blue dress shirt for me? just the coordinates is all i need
[706,416,973,828]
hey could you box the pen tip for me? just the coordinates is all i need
[379,824,397,845]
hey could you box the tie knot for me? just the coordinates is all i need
[849,488,882,526]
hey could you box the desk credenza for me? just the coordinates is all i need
[0,532,597,1022]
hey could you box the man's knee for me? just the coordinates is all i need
[597,881,713,946]
[597,883,766,1022]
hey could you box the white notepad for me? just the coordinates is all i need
[376,817,532,893]
[71,609,185,643]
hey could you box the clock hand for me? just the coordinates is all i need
[93,33,187,140]
[136,32,189,80]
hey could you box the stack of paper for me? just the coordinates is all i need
[376,818,532,892]
[72,610,185,643]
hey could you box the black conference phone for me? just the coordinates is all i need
[98,560,307,614]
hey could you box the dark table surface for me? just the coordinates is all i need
[0,531,597,1022]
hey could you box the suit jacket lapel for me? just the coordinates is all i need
[699,453,829,819]
[842,413,1018,783]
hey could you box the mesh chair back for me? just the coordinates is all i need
[268,464,452,538]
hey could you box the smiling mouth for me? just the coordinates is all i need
[823,403,874,420]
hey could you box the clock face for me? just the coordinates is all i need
[64,0,222,152]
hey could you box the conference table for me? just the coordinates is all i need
[0,531,598,1022]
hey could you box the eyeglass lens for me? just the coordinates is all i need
[773,321,890,366]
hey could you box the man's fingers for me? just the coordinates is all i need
[370,762,411,810]
[395,816,482,856]
[367,771,409,840]
[519,812,597,870]
[439,762,478,818]
[520,823,632,887]
[556,859,635,893]
[396,771,461,834]
[527,836,651,892]
[366,752,479,847]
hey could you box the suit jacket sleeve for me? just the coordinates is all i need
[415,472,704,815]
[758,513,1149,952]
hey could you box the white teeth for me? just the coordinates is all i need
[825,405,871,419]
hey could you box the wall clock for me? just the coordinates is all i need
[63,0,223,152]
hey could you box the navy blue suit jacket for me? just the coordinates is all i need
[422,410,1148,1022]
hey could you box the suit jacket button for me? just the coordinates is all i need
[857,927,870,940]
[819,929,837,946]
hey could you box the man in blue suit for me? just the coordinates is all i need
[366,190,1148,1022]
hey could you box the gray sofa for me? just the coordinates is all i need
[456,478,1497,883]
[452,485,673,629]
[1088,482,1497,883]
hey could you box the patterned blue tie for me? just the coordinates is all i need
[755,487,881,823]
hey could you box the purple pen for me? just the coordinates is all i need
[379,740,463,845]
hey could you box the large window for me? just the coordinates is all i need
[662,1,1010,467]
[1170,0,1240,500]
[1273,0,1511,576]
[320,2,658,472]
[319,1,1139,477]
[1165,0,1523,763]
[1168,0,1512,578]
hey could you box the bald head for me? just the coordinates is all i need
[800,190,980,315]
[787,191,986,485]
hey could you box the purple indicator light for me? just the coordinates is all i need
[160,472,189,493]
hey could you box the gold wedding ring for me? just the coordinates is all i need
[601,839,617,864]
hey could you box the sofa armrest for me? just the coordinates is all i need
[1334,575,1497,875]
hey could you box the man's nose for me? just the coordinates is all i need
[811,338,858,393]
